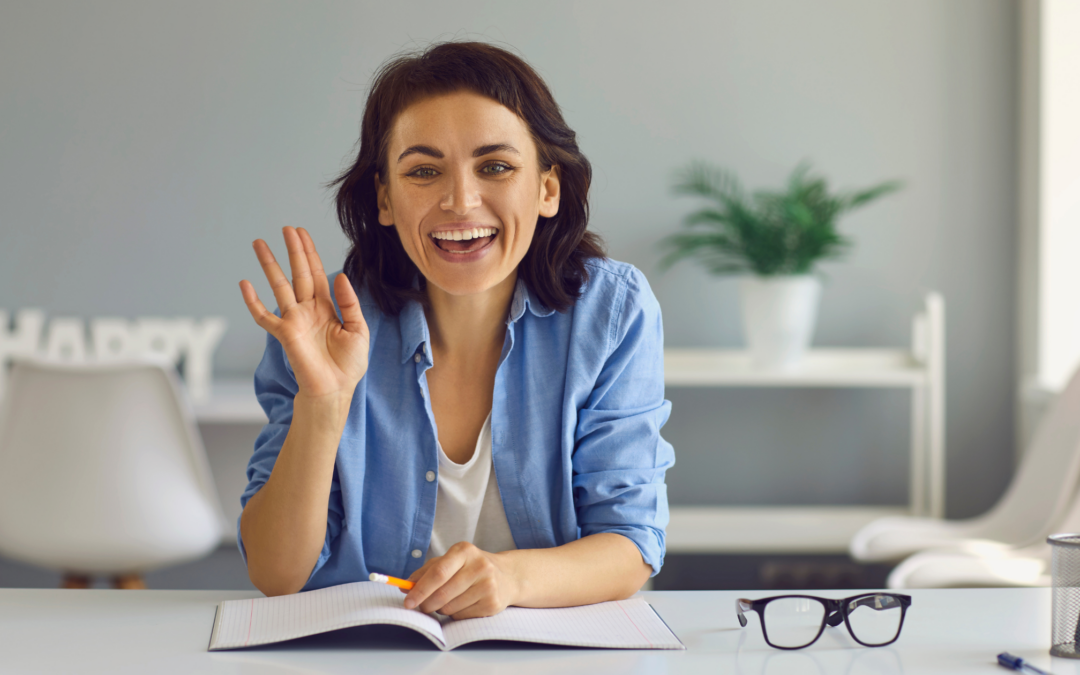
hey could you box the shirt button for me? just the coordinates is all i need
[425,470,435,482]
[414,353,421,363]
[411,549,423,559]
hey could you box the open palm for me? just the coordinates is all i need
[239,227,369,400]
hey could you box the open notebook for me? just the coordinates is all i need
[208,581,684,651]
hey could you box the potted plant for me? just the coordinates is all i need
[661,162,902,370]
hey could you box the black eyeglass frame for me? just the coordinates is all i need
[736,593,913,650]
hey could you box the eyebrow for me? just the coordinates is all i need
[396,143,521,163]
[472,143,520,158]
[397,145,443,163]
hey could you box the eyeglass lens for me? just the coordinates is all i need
[844,594,904,646]
[762,597,826,648]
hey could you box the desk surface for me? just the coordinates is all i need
[0,587,1067,675]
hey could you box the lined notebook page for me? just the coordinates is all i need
[209,582,446,650]
[442,597,684,650]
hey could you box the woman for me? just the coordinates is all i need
[238,42,674,619]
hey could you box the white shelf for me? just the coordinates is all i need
[194,344,933,424]
[663,292,947,550]
[666,505,909,554]
[664,348,927,388]
[190,378,265,424]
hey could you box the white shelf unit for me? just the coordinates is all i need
[191,378,266,424]
[664,292,945,554]
[191,293,944,555]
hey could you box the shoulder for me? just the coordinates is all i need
[579,258,659,316]
[574,258,662,347]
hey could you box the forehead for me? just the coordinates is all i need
[388,91,535,155]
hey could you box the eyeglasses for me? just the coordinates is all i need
[736,593,912,650]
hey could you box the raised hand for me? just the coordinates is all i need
[239,227,369,401]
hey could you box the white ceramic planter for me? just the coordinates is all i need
[739,275,822,370]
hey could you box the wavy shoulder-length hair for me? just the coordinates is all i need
[331,41,604,316]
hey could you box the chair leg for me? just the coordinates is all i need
[61,574,92,589]
[112,574,146,590]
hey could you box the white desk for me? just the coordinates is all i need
[0,587,1069,674]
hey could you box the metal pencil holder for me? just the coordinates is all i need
[1050,534,1080,658]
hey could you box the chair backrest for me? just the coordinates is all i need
[978,363,1080,547]
[0,358,228,573]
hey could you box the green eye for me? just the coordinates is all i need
[482,163,511,175]
[409,167,437,179]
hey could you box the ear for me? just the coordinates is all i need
[538,165,561,218]
[375,173,394,226]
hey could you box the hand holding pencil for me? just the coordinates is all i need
[369,542,518,620]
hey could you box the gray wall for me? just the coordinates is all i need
[0,1,1017,519]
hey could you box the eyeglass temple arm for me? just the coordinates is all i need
[849,594,903,612]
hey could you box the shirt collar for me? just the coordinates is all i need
[399,277,554,363]
[507,277,555,324]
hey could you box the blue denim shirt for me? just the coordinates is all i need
[238,257,674,591]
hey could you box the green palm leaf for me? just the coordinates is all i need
[662,162,902,277]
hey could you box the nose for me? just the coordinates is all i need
[440,169,482,215]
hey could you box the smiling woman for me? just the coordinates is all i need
[373,90,558,300]
[236,42,673,620]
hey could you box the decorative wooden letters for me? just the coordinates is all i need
[0,310,226,402]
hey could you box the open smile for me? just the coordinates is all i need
[430,226,498,255]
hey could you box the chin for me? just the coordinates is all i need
[426,270,507,298]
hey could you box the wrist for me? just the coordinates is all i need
[293,390,354,430]
[493,549,528,607]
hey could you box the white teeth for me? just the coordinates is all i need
[431,227,496,241]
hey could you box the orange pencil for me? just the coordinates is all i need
[368,572,414,590]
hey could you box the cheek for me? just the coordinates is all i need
[505,188,542,253]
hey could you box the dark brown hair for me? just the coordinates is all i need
[331,41,604,316]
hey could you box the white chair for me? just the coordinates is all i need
[884,466,1080,588]
[0,358,227,588]
[850,363,1080,563]
[882,492,1080,588]
[886,540,1051,589]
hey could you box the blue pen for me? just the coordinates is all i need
[998,652,1054,675]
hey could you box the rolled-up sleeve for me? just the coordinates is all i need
[572,268,674,576]
[236,326,344,582]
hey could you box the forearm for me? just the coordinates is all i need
[500,533,653,608]
[240,393,352,596]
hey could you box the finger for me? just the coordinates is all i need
[416,563,487,615]
[239,280,282,334]
[253,239,297,313]
[297,228,331,300]
[407,559,435,584]
[448,593,502,621]
[439,582,492,619]
[405,555,466,612]
[283,227,314,303]
[399,560,433,594]
[334,273,368,336]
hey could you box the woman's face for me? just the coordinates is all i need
[376,91,560,299]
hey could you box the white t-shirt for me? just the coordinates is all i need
[426,413,517,559]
